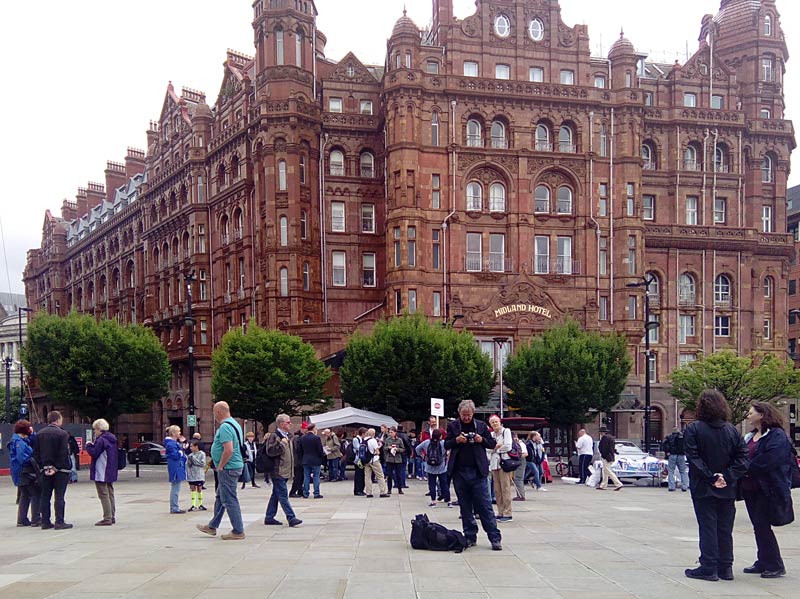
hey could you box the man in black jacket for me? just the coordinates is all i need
[289,428,305,497]
[661,427,689,492]
[33,411,73,530]
[397,426,413,489]
[300,423,326,499]
[684,390,748,582]
[445,400,502,551]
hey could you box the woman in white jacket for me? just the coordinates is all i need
[487,415,514,522]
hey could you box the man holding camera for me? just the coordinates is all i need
[445,400,502,551]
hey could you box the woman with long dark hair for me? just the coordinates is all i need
[740,402,794,578]
[683,389,748,582]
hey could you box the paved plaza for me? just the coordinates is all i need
[0,467,798,599]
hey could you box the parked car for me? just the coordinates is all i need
[608,439,668,484]
[128,442,167,465]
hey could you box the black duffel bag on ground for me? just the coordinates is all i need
[410,514,468,553]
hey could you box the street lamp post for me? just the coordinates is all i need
[4,356,12,422]
[185,272,196,438]
[626,275,659,454]
[493,336,509,419]
[18,307,33,418]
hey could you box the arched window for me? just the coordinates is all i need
[217,162,226,188]
[360,152,374,178]
[534,185,550,213]
[714,274,732,305]
[279,267,289,296]
[278,159,287,190]
[646,272,660,304]
[231,155,240,180]
[684,145,699,171]
[642,142,656,169]
[535,123,551,151]
[714,146,727,173]
[556,186,573,214]
[431,110,440,146]
[558,125,575,153]
[764,15,772,36]
[490,121,507,149]
[489,183,506,212]
[280,215,288,246]
[220,214,230,244]
[762,155,774,183]
[295,28,303,68]
[275,27,284,65]
[466,181,482,211]
[680,273,696,304]
[466,119,482,147]
[126,260,135,288]
[182,231,190,257]
[763,276,774,298]
[303,262,310,291]
[329,150,344,176]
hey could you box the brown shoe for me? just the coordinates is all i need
[221,531,246,540]
[94,519,113,526]
[196,524,216,536]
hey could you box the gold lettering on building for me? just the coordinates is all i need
[493,303,552,319]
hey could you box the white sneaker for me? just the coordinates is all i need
[539,487,548,492]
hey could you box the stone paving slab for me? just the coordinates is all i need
[1,466,799,598]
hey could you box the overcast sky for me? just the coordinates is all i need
[1,0,797,296]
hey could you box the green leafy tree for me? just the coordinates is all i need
[340,314,495,423]
[0,385,21,424]
[211,322,331,427]
[670,350,800,424]
[504,320,632,427]
[23,312,170,422]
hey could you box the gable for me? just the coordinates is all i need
[328,52,378,84]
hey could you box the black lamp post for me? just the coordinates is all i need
[626,275,660,454]
[18,307,33,418]
[185,272,197,437]
[493,336,509,419]
[4,356,12,422]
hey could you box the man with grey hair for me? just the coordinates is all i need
[445,400,502,550]
[263,414,302,527]
[364,428,389,498]
[196,402,246,540]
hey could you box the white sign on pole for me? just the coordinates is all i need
[430,397,444,417]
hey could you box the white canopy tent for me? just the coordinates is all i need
[308,407,398,429]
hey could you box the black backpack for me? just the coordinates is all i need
[255,441,275,474]
[345,440,356,465]
[410,514,468,553]
[524,440,535,462]
[426,440,443,467]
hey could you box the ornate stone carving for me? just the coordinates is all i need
[461,15,480,38]
[558,25,576,47]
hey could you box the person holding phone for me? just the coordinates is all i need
[164,425,187,514]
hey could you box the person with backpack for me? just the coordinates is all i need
[84,418,118,526]
[415,428,451,507]
[362,428,389,498]
[9,419,41,527]
[351,428,366,496]
[263,414,302,527]
[661,427,689,492]
[488,415,515,522]
[683,390,748,582]
[242,432,260,489]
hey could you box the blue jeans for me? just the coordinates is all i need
[415,456,426,478]
[327,458,340,481]
[265,476,296,522]
[668,454,689,491]
[170,480,182,512]
[525,462,542,488]
[400,454,408,487]
[339,458,347,480]
[453,467,500,543]
[208,468,244,534]
[303,465,322,497]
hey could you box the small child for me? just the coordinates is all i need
[187,442,207,511]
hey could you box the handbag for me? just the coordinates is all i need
[498,429,520,472]
[223,422,250,483]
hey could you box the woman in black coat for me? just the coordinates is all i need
[740,402,794,579]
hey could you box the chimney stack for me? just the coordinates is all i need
[126,147,146,178]
[105,161,126,202]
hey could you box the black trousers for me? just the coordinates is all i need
[289,466,304,496]
[17,483,41,525]
[692,495,736,571]
[40,471,70,525]
[452,467,500,543]
[386,462,403,492]
[578,454,592,483]
[353,465,365,495]
[743,489,784,571]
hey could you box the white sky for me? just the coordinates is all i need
[1,0,797,296]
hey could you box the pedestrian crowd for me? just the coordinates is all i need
[6,390,797,578]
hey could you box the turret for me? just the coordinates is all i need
[609,31,638,89]
[388,9,421,72]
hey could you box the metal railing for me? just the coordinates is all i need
[533,258,581,275]
[465,256,514,273]
[535,141,553,152]
[535,200,550,213]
